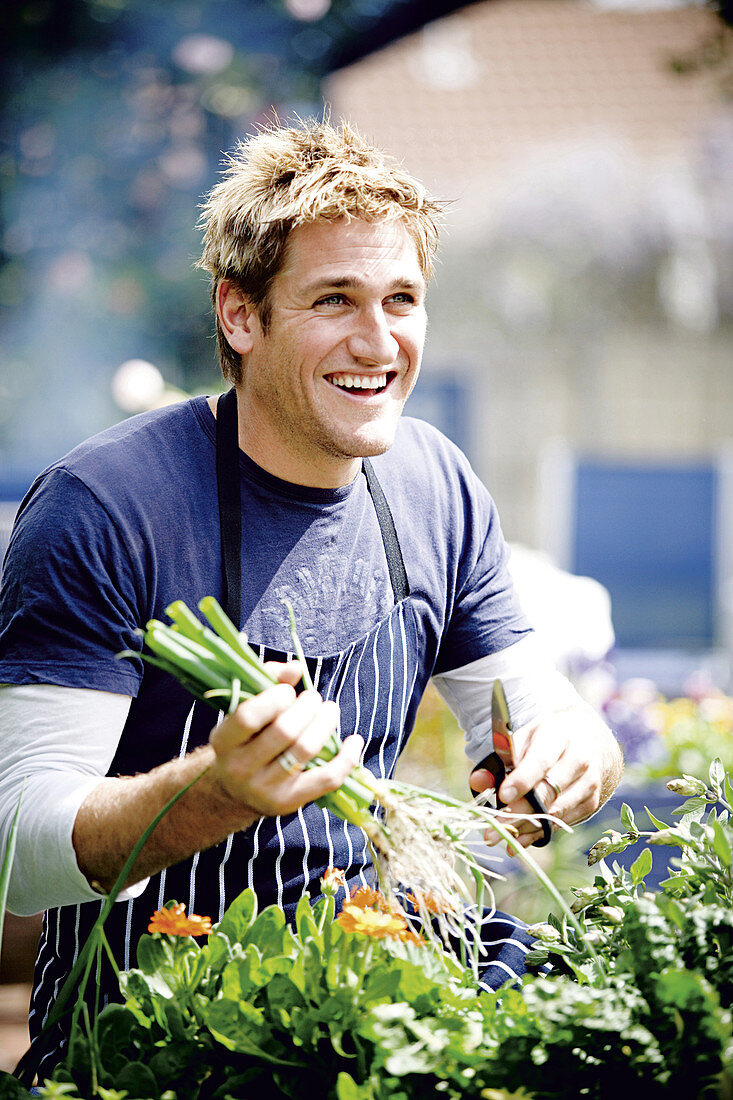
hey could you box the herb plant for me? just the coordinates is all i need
[1,758,729,1099]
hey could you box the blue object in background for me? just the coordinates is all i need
[407,373,471,459]
[572,461,717,650]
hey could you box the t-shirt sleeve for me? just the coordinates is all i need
[0,467,145,694]
[433,463,532,675]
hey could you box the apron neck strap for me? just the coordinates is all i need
[215,387,410,628]
[362,458,410,603]
[215,387,243,628]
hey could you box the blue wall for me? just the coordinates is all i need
[572,461,716,649]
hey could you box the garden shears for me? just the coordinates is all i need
[472,679,552,848]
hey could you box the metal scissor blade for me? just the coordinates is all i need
[472,678,552,848]
[491,679,514,768]
[471,679,514,804]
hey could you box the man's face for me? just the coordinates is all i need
[230,218,427,487]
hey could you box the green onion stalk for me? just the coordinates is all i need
[120,597,596,977]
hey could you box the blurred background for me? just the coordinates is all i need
[1,0,732,1067]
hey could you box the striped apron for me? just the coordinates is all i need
[27,389,540,1077]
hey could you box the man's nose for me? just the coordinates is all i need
[346,307,399,366]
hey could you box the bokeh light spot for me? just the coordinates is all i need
[172,34,235,76]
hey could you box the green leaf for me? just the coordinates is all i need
[112,1060,159,1098]
[672,797,706,818]
[630,847,653,885]
[653,967,712,1010]
[135,931,176,977]
[363,965,401,1004]
[96,1003,147,1069]
[336,1072,371,1100]
[119,965,156,1010]
[656,893,687,930]
[711,820,732,867]
[0,1071,33,1099]
[265,972,306,1020]
[216,887,258,946]
[244,905,290,956]
[723,773,733,809]
[659,871,694,896]
[219,943,266,1000]
[547,912,563,934]
[162,1000,191,1042]
[148,1042,204,1086]
[295,892,321,948]
[709,757,725,794]
[620,803,637,834]
[205,998,299,1065]
[645,806,670,830]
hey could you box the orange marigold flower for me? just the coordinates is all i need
[406,888,453,916]
[349,885,390,912]
[148,903,212,937]
[398,926,425,946]
[336,902,408,940]
[321,867,348,896]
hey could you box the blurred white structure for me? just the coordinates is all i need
[508,543,615,672]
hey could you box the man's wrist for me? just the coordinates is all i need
[188,744,262,832]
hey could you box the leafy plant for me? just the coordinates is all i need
[27,887,499,1100]
[0,758,726,1099]
[519,757,733,1097]
[12,773,205,1089]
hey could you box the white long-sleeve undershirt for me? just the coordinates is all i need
[0,633,586,915]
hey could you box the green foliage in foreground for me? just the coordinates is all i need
[2,759,732,1100]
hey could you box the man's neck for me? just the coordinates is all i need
[207,393,361,489]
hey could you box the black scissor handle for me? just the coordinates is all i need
[471,753,551,848]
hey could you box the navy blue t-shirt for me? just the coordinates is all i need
[0,396,529,697]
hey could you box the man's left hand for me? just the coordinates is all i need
[469,706,623,848]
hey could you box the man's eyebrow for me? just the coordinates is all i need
[303,274,426,294]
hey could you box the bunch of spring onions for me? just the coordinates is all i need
[122,597,568,974]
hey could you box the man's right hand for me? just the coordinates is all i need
[71,661,362,897]
[209,662,363,818]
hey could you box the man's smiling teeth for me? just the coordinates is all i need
[329,373,388,391]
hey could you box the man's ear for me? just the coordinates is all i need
[217,280,258,356]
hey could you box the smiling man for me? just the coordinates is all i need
[215,217,426,485]
[0,119,622,1076]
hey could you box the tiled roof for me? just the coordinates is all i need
[326,0,725,228]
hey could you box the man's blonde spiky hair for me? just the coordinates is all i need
[197,118,443,383]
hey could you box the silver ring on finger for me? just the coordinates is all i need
[278,749,304,776]
[544,775,562,800]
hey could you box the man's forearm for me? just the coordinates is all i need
[72,745,260,894]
